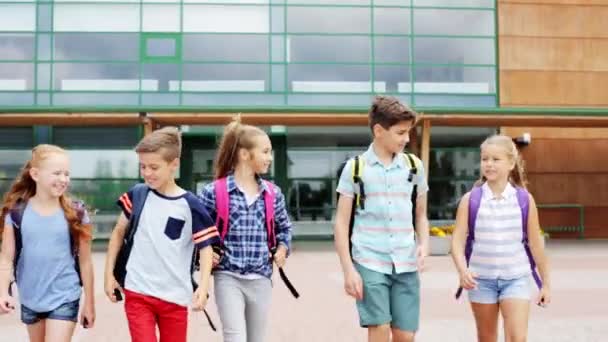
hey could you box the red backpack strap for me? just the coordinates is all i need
[262,180,276,250]
[214,178,230,242]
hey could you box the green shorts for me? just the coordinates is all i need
[355,263,420,332]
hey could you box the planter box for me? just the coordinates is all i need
[429,235,452,256]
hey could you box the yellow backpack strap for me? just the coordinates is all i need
[403,153,418,183]
[351,155,365,209]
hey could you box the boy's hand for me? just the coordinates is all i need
[274,245,288,268]
[212,251,221,268]
[459,269,478,290]
[0,295,15,314]
[104,274,122,303]
[344,267,363,300]
[416,243,429,271]
[192,287,208,312]
[80,303,96,329]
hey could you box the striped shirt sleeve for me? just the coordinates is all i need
[116,189,134,219]
[189,196,220,249]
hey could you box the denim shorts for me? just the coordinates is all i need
[468,276,532,304]
[21,299,80,325]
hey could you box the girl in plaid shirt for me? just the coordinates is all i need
[199,117,292,342]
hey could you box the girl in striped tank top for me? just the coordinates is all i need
[451,135,551,342]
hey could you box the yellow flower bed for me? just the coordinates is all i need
[430,224,454,237]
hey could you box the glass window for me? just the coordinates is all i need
[142,63,180,92]
[0,150,31,178]
[69,179,138,213]
[413,0,494,8]
[38,34,51,61]
[414,38,494,65]
[52,93,139,106]
[287,7,369,33]
[183,5,269,33]
[0,63,34,90]
[37,4,52,32]
[287,0,369,4]
[413,66,495,93]
[53,63,140,91]
[142,5,180,32]
[0,4,36,32]
[146,38,177,58]
[288,149,363,178]
[183,34,268,62]
[374,7,410,35]
[374,37,410,64]
[374,65,410,93]
[66,150,139,178]
[54,4,140,32]
[180,64,268,92]
[0,34,35,61]
[288,64,372,92]
[413,9,494,36]
[375,0,410,5]
[414,94,496,107]
[428,179,476,219]
[0,128,34,147]
[54,34,140,61]
[52,126,140,148]
[430,149,479,178]
[36,63,51,91]
[287,179,334,221]
[289,36,370,63]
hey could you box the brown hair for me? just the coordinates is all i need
[1,144,92,243]
[214,116,267,179]
[477,135,527,188]
[368,95,417,134]
[135,126,182,162]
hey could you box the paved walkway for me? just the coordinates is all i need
[1,240,607,341]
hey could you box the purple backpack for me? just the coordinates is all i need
[214,177,300,298]
[455,185,543,299]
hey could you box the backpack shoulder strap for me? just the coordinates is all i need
[515,187,530,241]
[403,153,418,183]
[9,201,26,280]
[126,183,150,241]
[262,180,276,250]
[352,155,365,209]
[214,178,229,242]
[455,185,483,299]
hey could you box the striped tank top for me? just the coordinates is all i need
[469,182,531,280]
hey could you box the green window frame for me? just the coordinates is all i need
[140,33,182,63]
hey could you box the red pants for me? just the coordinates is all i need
[124,289,188,342]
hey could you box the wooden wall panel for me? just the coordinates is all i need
[521,139,608,172]
[499,4,608,38]
[500,71,608,106]
[527,174,608,207]
[502,127,608,139]
[500,37,608,71]
[501,0,608,5]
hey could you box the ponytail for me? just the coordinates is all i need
[1,161,37,235]
[213,116,267,179]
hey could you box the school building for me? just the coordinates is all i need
[0,0,607,239]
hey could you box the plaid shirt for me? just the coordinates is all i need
[199,175,292,278]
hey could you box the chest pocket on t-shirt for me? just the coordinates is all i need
[164,217,185,240]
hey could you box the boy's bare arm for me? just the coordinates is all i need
[334,194,355,274]
[104,214,128,279]
[415,192,430,251]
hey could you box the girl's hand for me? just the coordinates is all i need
[192,287,208,312]
[274,245,288,268]
[80,303,95,329]
[537,286,551,307]
[459,269,478,290]
[212,251,221,268]
[0,295,16,314]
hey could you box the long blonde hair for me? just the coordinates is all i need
[0,144,92,242]
[477,135,527,188]
[214,116,267,179]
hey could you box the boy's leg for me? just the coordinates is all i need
[354,263,392,342]
[157,299,188,342]
[390,271,419,342]
[214,273,247,342]
[124,289,159,342]
[243,277,272,342]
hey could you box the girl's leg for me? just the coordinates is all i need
[500,299,530,342]
[44,319,77,342]
[471,303,500,342]
[214,273,247,342]
[26,320,46,342]
[243,278,272,342]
